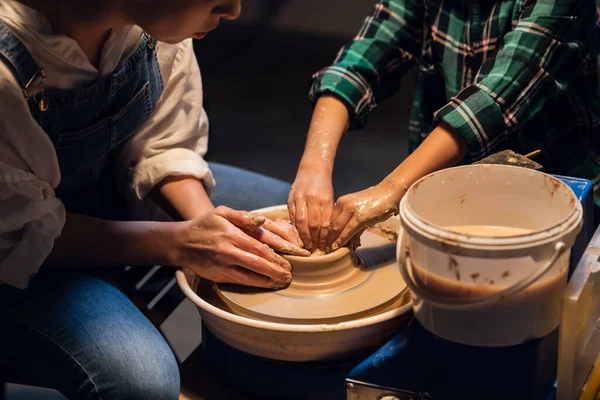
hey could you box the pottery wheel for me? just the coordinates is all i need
[215,230,405,324]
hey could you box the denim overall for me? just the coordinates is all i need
[0,22,164,220]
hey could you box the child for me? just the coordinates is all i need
[289,0,600,251]
[0,0,308,398]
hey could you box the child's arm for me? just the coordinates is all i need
[432,0,595,162]
[328,0,596,248]
[288,94,348,251]
[291,0,425,249]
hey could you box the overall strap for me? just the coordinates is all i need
[0,21,46,102]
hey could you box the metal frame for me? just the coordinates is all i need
[346,379,434,400]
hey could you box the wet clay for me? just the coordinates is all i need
[282,246,369,296]
[216,212,407,323]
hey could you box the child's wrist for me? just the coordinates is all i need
[298,156,334,177]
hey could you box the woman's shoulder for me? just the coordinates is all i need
[155,37,193,62]
[154,37,195,82]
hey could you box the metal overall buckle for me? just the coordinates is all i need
[23,68,48,112]
[147,35,157,50]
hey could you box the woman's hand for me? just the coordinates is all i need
[216,208,310,257]
[327,182,405,251]
[171,206,307,289]
[261,218,307,254]
[288,167,335,251]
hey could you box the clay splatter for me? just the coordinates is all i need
[448,257,460,280]
[545,175,561,197]
[251,213,266,225]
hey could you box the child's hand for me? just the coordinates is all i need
[171,206,298,288]
[288,167,335,251]
[327,182,404,251]
[324,123,467,251]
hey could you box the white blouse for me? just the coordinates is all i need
[0,0,215,288]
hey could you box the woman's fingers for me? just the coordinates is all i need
[213,206,310,259]
[222,245,292,284]
[213,265,287,289]
[246,226,310,257]
[233,231,292,268]
[262,219,304,248]
[214,206,265,229]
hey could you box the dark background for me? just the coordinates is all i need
[194,4,416,196]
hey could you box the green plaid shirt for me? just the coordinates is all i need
[310,0,600,205]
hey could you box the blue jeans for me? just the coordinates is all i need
[208,162,290,210]
[0,163,290,400]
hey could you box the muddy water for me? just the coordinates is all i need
[447,225,533,237]
[413,225,566,303]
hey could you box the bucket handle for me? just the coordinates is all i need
[398,228,567,310]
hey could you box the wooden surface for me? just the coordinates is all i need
[473,150,543,171]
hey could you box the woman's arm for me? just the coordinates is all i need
[120,39,216,213]
[45,213,175,267]
[151,175,214,221]
[44,208,295,289]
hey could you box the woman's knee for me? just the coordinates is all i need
[208,162,291,210]
[0,276,180,400]
[63,280,180,399]
[91,326,180,400]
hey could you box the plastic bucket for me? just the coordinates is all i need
[397,165,582,346]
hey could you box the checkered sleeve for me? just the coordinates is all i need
[309,0,423,129]
[435,0,595,160]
